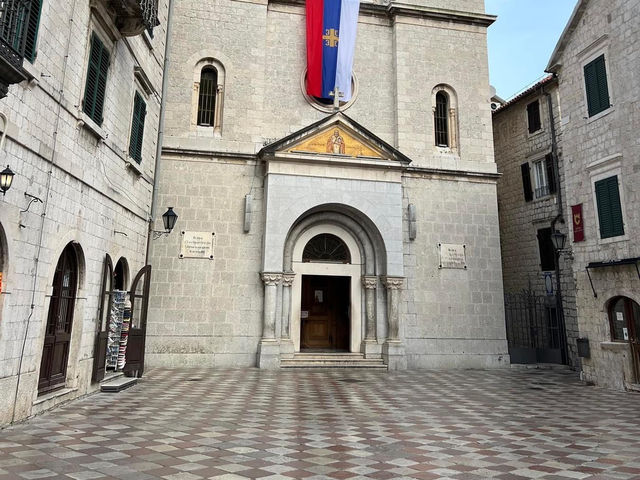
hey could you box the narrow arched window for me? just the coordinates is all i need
[434,91,449,147]
[197,66,218,126]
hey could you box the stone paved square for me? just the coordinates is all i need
[1,368,639,480]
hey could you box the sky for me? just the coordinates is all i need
[486,0,578,100]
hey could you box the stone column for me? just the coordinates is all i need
[362,275,380,358]
[382,276,407,370]
[280,273,296,357]
[258,272,282,369]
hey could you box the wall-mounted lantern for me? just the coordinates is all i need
[153,207,178,239]
[0,165,14,196]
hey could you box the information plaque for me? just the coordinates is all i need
[180,231,215,259]
[439,243,467,269]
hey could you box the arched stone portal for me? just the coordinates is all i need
[258,204,406,369]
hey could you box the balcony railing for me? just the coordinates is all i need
[0,0,33,97]
[109,0,160,37]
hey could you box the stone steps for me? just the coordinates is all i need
[281,353,387,369]
[100,375,138,393]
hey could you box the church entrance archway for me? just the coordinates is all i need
[301,275,350,351]
[38,243,81,395]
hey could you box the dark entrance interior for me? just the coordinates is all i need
[39,244,78,395]
[301,275,350,351]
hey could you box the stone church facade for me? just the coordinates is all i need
[147,0,509,369]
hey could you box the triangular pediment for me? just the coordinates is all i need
[259,113,412,165]
[288,125,384,159]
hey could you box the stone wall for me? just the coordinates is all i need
[0,1,168,426]
[492,83,580,367]
[550,0,640,389]
[402,174,509,368]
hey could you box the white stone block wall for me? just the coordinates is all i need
[402,175,509,368]
[146,154,265,367]
[551,0,640,389]
[0,0,168,426]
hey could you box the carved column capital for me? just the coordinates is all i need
[362,275,378,289]
[382,276,404,290]
[282,273,296,287]
[261,272,283,286]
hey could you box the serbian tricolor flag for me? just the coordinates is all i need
[306,0,360,101]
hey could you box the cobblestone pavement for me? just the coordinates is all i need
[1,368,639,480]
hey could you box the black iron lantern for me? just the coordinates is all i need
[162,207,178,233]
[551,229,566,251]
[0,165,14,195]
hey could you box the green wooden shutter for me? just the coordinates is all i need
[584,55,610,117]
[83,34,109,125]
[521,163,533,202]
[24,0,42,62]
[595,176,624,238]
[129,92,146,163]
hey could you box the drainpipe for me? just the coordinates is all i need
[145,0,175,266]
[544,81,569,366]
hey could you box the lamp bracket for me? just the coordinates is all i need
[20,193,43,214]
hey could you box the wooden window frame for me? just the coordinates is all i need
[526,99,542,134]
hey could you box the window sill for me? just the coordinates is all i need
[597,234,628,246]
[600,341,629,352]
[126,158,143,176]
[78,112,106,141]
[586,106,614,124]
[527,128,544,139]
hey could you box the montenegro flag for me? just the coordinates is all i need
[306,0,360,102]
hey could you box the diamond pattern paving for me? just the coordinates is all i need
[1,368,639,480]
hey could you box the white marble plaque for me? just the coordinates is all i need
[439,243,467,269]
[180,231,215,259]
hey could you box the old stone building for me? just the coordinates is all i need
[147,0,510,370]
[492,76,579,368]
[546,0,640,390]
[0,0,169,426]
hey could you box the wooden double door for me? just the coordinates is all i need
[300,275,350,350]
[38,245,78,395]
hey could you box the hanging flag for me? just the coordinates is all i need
[306,0,360,102]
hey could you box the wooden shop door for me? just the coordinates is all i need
[38,245,78,395]
[300,275,350,351]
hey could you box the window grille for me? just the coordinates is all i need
[197,66,217,127]
[434,92,449,147]
[303,234,351,264]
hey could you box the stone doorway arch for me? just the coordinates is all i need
[258,204,406,369]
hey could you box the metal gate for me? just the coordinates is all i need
[505,291,564,364]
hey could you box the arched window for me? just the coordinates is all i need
[303,234,351,264]
[608,296,640,342]
[432,85,458,152]
[434,92,449,147]
[197,66,218,126]
[192,58,225,134]
[114,257,129,290]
